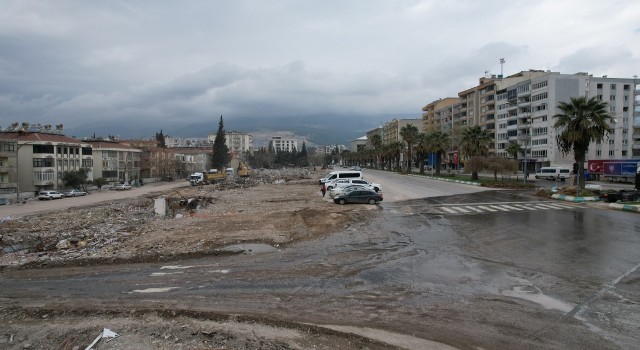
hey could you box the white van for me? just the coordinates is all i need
[319,170,363,184]
[534,167,571,181]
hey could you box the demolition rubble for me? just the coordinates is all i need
[0,168,371,270]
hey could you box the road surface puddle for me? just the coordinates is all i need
[131,287,179,293]
[219,243,279,255]
[502,286,574,313]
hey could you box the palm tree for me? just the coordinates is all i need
[400,125,420,173]
[426,130,451,176]
[460,126,493,180]
[414,133,430,174]
[505,142,523,160]
[554,96,611,189]
[369,134,383,169]
[389,141,405,171]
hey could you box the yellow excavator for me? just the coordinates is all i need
[238,161,252,177]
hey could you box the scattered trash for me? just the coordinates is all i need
[1,216,12,223]
[85,328,120,350]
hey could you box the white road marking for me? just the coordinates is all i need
[131,287,179,293]
[160,265,194,270]
[477,205,499,212]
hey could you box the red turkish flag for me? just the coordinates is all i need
[453,151,459,165]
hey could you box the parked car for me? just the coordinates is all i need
[326,178,382,192]
[328,184,370,198]
[113,183,132,190]
[599,189,640,203]
[333,190,383,205]
[38,190,64,200]
[63,189,87,197]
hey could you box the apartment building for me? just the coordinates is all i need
[422,98,460,132]
[382,118,423,145]
[494,72,638,170]
[269,136,298,153]
[0,125,94,199]
[84,140,141,183]
[206,131,253,155]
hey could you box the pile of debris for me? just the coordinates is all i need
[0,168,330,270]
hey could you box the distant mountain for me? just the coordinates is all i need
[65,113,420,146]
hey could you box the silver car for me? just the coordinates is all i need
[38,190,64,200]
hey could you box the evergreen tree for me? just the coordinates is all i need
[155,130,166,148]
[211,116,230,169]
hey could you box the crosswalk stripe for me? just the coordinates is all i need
[512,204,536,210]
[464,206,484,212]
[534,204,557,209]
[499,204,525,211]
[544,203,571,209]
[489,205,511,211]
[451,206,471,213]
[477,205,499,212]
[439,207,458,213]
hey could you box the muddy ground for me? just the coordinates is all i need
[1,169,396,350]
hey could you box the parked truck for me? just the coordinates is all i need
[189,169,227,186]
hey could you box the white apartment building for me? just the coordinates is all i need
[494,72,638,170]
[206,131,253,154]
[269,136,298,153]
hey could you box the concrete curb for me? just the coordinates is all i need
[409,174,481,186]
[608,203,640,213]
[551,194,600,203]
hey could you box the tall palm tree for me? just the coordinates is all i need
[414,133,430,174]
[505,142,523,160]
[426,130,451,176]
[389,141,404,171]
[400,125,420,173]
[554,96,611,189]
[460,126,493,180]
[369,134,383,169]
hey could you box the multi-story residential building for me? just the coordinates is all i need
[381,118,422,145]
[269,136,298,153]
[225,131,253,155]
[84,140,141,183]
[173,148,212,176]
[0,124,93,200]
[422,98,460,132]
[494,72,638,171]
[206,131,253,155]
[350,136,367,152]
[165,136,211,148]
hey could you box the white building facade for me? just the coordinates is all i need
[269,136,298,153]
[494,72,638,170]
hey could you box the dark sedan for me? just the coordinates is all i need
[333,190,383,205]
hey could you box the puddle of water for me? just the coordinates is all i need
[219,243,278,255]
[502,286,574,313]
[131,287,179,293]
[160,265,194,270]
[150,272,184,276]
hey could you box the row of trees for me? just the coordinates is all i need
[341,96,612,188]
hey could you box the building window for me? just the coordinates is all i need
[611,84,616,89]
[33,158,55,167]
[33,144,54,154]
[597,95,603,100]
[596,150,601,156]
[610,106,616,112]
[532,81,548,90]
[1,141,16,152]
[597,83,603,89]
[622,150,628,156]
[532,92,548,102]
[609,150,615,156]
[610,95,616,101]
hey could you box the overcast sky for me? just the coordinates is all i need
[1,0,639,139]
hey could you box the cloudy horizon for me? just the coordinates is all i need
[1,0,639,143]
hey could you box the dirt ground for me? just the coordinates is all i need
[1,169,394,350]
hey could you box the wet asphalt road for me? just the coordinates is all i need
[2,173,639,349]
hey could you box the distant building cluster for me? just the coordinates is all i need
[0,123,341,200]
